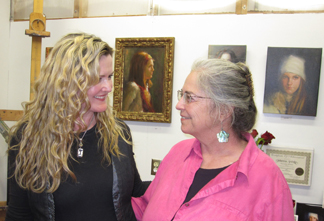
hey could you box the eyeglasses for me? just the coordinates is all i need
[177,89,210,104]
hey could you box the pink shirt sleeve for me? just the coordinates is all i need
[263,187,295,221]
[132,185,151,220]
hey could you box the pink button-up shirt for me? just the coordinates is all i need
[132,134,294,221]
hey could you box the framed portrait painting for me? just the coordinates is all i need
[296,203,324,221]
[208,45,247,63]
[45,47,53,59]
[263,47,322,116]
[113,37,175,123]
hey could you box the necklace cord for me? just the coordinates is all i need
[79,114,95,141]
[77,114,95,158]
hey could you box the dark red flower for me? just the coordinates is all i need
[250,129,258,138]
[260,131,275,145]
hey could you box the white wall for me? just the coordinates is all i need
[1,13,324,206]
[0,0,11,202]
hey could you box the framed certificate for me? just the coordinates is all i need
[265,147,313,186]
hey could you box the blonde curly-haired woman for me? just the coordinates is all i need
[6,33,149,221]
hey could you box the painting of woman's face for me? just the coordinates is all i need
[281,72,301,95]
[309,216,318,221]
[220,52,232,61]
[144,58,154,81]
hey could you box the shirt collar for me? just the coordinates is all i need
[184,134,260,182]
[235,132,260,180]
[184,138,202,161]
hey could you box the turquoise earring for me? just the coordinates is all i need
[217,121,229,143]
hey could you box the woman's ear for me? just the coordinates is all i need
[219,105,233,122]
[210,104,233,125]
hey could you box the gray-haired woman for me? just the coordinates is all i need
[132,59,294,220]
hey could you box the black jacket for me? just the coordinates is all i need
[6,122,150,221]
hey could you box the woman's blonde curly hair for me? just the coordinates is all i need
[9,33,130,193]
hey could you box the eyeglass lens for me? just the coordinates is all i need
[177,90,191,103]
[177,90,183,101]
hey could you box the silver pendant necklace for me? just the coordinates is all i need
[77,114,95,158]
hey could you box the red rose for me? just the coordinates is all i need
[260,131,275,145]
[250,129,258,138]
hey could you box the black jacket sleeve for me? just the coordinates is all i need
[117,119,151,197]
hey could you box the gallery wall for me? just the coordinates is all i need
[0,0,11,202]
[0,6,324,206]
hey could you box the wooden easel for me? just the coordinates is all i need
[25,1,50,100]
[0,0,50,121]
[0,1,50,218]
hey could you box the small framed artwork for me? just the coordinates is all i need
[113,37,175,123]
[263,47,322,116]
[265,147,313,186]
[296,202,324,221]
[45,47,53,59]
[208,45,247,63]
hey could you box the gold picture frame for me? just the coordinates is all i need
[113,37,175,123]
[45,47,53,59]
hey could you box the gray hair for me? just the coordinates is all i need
[192,59,257,138]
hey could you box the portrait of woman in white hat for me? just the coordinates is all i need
[263,47,322,116]
[309,212,319,221]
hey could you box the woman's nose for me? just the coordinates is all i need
[175,98,184,110]
[102,80,112,92]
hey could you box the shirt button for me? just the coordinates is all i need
[185,203,190,207]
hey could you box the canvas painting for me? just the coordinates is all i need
[296,202,324,221]
[263,47,322,116]
[208,45,247,63]
[113,37,175,123]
